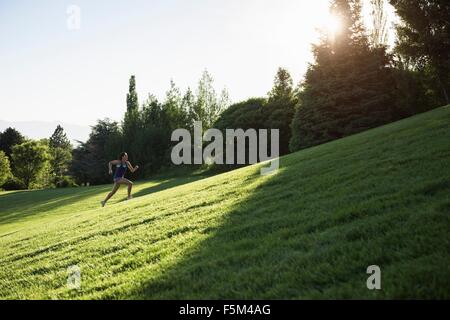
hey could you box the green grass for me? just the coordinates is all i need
[1,106,449,299]
[0,168,211,235]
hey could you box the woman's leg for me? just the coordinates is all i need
[116,178,133,199]
[102,182,120,206]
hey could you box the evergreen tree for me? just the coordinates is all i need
[391,57,438,116]
[265,68,297,155]
[290,0,398,151]
[49,125,71,149]
[49,125,72,186]
[123,75,141,155]
[126,75,139,113]
[389,0,450,104]
[268,68,294,102]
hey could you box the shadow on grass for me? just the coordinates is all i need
[0,186,112,226]
[126,116,450,299]
[0,190,25,198]
[0,172,214,227]
[127,160,357,299]
[129,160,368,299]
[130,174,212,200]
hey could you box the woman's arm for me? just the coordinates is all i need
[126,161,139,173]
[108,160,120,174]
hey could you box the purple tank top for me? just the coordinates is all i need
[114,162,127,179]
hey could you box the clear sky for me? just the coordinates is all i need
[0,0,396,126]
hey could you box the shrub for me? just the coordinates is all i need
[56,176,78,188]
[2,176,26,191]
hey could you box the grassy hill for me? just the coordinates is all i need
[1,106,449,299]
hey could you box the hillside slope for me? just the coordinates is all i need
[1,106,449,299]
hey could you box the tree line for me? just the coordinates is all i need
[0,0,448,189]
[0,125,73,190]
[70,70,231,185]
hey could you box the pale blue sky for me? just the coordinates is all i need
[0,0,395,126]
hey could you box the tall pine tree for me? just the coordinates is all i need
[49,125,72,186]
[264,67,297,155]
[290,0,398,151]
[122,75,141,161]
[389,0,450,104]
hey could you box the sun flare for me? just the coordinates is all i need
[323,14,342,36]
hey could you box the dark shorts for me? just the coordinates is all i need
[113,177,124,183]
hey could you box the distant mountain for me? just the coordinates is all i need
[0,120,91,145]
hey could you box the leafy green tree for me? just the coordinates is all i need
[75,73,230,179]
[70,119,122,185]
[389,0,450,104]
[11,141,50,189]
[0,127,25,158]
[290,0,398,151]
[164,80,190,130]
[183,87,196,130]
[212,69,297,167]
[214,98,267,170]
[193,70,229,129]
[49,125,73,185]
[218,88,231,121]
[33,139,54,189]
[0,150,12,187]
[215,98,267,131]
[135,94,172,176]
[70,142,90,186]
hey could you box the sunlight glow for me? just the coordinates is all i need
[320,13,343,38]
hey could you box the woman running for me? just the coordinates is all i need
[101,152,139,207]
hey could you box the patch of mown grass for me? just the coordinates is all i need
[0,105,449,299]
